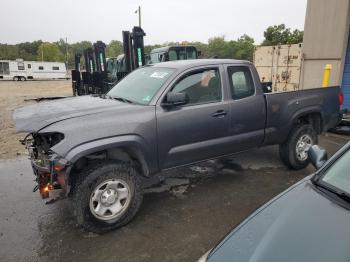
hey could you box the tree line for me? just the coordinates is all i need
[0,24,303,68]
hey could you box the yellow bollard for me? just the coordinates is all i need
[322,64,332,88]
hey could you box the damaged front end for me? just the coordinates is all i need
[22,132,70,201]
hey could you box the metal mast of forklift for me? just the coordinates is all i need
[135,6,141,27]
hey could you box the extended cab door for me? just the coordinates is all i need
[156,66,230,169]
[224,64,266,151]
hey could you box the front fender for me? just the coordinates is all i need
[64,135,157,177]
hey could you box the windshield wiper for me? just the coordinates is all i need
[336,191,350,203]
[109,95,134,104]
[313,178,350,203]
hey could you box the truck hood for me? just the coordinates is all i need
[208,179,350,262]
[13,96,135,132]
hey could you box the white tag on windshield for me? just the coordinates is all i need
[150,72,169,78]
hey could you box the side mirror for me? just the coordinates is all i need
[308,145,328,170]
[162,92,189,107]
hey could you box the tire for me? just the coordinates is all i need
[72,160,143,233]
[13,76,18,81]
[279,124,318,170]
[20,76,26,81]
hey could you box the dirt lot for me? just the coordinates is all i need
[0,80,72,159]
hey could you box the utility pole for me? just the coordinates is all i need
[138,6,141,27]
[135,6,141,27]
[65,37,68,68]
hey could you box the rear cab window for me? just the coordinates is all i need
[186,48,197,59]
[227,66,255,99]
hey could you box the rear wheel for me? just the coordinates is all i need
[72,160,143,233]
[13,76,19,81]
[279,124,317,170]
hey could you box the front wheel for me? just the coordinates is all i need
[279,124,317,170]
[72,161,143,233]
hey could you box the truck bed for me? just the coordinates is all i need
[263,86,341,145]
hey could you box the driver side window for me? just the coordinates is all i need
[172,68,222,105]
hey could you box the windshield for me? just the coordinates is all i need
[321,149,350,194]
[107,67,175,105]
[148,47,198,64]
[168,47,198,61]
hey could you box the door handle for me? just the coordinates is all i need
[212,110,227,117]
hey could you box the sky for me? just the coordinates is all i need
[1,0,307,45]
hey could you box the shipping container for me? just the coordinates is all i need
[254,44,303,92]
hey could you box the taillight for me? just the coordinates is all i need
[338,91,344,108]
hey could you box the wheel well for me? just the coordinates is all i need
[69,147,149,189]
[295,113,322,134]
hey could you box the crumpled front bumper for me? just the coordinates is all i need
[30,154,70,200]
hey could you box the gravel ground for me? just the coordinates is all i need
[0,80,72,159]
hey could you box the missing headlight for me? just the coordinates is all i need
[34,132,65,153]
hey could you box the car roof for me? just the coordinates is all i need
[150,46,171,53]
[151,59,252,70]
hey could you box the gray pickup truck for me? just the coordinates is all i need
[14,59,342,233]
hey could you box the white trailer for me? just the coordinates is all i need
[0,59,67,80]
